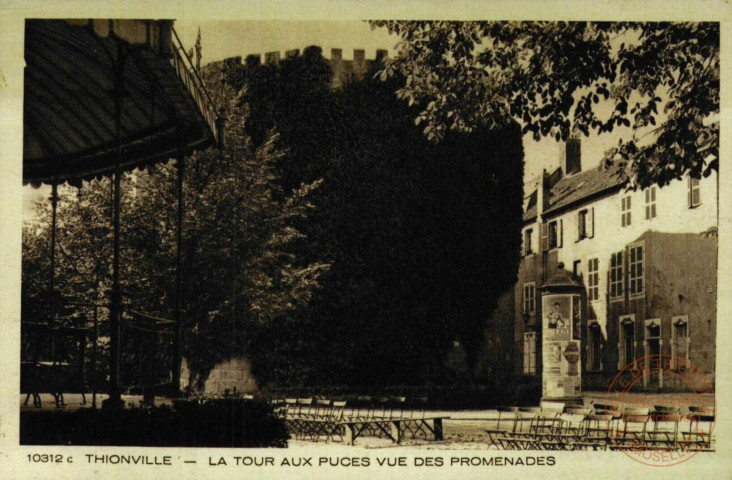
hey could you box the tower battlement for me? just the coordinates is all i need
[212,47,389,89]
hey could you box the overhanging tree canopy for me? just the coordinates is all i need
[371,21,718,188]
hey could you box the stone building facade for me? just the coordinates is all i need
[515,138,718,392]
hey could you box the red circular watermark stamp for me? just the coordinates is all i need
[604,354,715,467]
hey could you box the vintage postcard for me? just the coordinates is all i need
[1,0,731,479]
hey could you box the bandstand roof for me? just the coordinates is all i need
[23,19,218,187]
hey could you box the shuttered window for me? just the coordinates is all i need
[578,208,594,240]
[523,332,537,375]
[621,195,631,226]
[689,177,701,208]
[671,316,690,369]
[609,252,623,300]
[548,219,563,249]
[588,258,600,301]
[523,283,536,314]
[645,187,657,220]
[523,228,533,256]
[629,244,644,296]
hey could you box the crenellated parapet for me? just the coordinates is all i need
[209,47,389,89]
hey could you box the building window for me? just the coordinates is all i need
[645,187,657,220]
[644,318,661,360]
[587,322,603,372]
[671,315,690,369]
[587,258,600,301]
[541,220,563,251]
[548,219,563,249]
[628,244,644,296]
[618,315,636,369]
[578,210,587,239]
[523,228,533,256]
[689,177,701,208]
[621,195,632,227]
[577,207,594,240]
[523,332,537,375]
[646,322,660,339]
[523,283,536,315]
[609,252,623,300]
[572,260,581,278]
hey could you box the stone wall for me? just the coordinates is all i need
[181,356,258,395]
[210,47,388,89]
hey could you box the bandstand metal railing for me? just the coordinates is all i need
[22,19,222,409]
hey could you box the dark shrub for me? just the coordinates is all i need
[20,398,288,447]
[265,380,542,410]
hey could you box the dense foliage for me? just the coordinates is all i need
[20,398,288,447]
[22,44,524,390]
[22,92,328,388]
[227,48,524,386]
[371,21,719,188]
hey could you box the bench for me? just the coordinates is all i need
[21,362,87,409]
[340,416,448,446]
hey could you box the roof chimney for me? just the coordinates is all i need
[538,169,548,221]
[564,137,581,175]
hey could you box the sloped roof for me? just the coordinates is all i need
[23,19,218,187]
[523,163,628,222]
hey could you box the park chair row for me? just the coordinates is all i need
[276,396,445,444]
[587,403,714,451]
[281,398,348,419]
[278,396,429,421]
[611,406,715,451]
[275,399,344,442]
[486,405,714,451]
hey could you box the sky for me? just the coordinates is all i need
[174,20,622,188]
[176,20,396,64]
[178,21,645,194]
[24,20,636,218]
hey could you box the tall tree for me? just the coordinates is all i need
[371,21,719,188]
[227,50,524,386]
[21,88,329,389]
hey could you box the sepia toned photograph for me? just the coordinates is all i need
[11,10,721,469]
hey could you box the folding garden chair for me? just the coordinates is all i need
[591,402,620,417]
[583,413,616,450]
[680,409,715,451]
[496,411,541,450]
[493,406,518,432]
[566,406,593,416]
[530,412,563,440]
[315,399,333,418]
[646,406,681,448]
[485,408,518,448]
[614,407,650,450]
[298,397,315,418]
